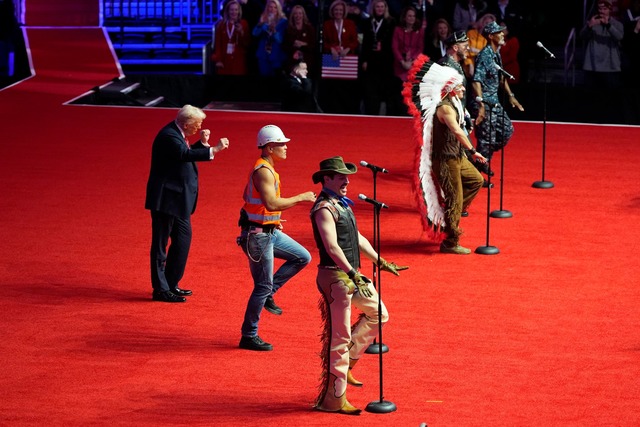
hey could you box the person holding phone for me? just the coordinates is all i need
[580,0,624,89]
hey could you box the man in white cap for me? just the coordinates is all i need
[237,125,317,351]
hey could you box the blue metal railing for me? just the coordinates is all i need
[102,0,223,69]
[103,0,218,32]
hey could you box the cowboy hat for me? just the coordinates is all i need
[312,156,357,184]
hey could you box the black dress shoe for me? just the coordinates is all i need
[461,211,469,217]
[264,296,283,315]
[152,290,186,303]
[482,180,494,188]
[171,287,192,297]
[239,335,273,351]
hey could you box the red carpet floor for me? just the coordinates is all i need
[23,0,99,27]
[1,28,639,426]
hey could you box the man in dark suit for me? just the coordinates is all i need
[280,60,322,113]
[145,105,230,302]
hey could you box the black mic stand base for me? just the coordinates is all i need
[365,399,397,414]
[490,209,512,218]
[532,180,554,189]
[475,245,500,255]
[365,341,389,354]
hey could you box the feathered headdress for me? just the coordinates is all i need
[402,55,464,239]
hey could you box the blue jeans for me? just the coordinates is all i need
[238,229,311,337]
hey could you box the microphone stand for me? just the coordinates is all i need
[365,167,389,354]
[476,102,500,255]
[365,200,396,414]
[532,50,554,189]
[490,83,513,219]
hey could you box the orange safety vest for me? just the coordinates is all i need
[242,158,281,225]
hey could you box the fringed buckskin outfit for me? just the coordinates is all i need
[311,191,388,412]
[432,96,484,247]
[403,56,484,248]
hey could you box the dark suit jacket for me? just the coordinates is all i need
[280,75,322,113]
[145,121,212,219]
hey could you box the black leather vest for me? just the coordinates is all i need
[311,192,360,269]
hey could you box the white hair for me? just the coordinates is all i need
[176,104,206,127]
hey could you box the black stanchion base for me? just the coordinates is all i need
[490,209,512,218]
[365,342,389,354]
[365,400,397,414]
[475,245,500,255]
[532,180,554,189]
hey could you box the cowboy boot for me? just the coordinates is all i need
[338,399,362,415]
[347,359,363,387]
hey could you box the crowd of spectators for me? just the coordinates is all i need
[208,0,639,115]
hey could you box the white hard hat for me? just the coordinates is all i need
[256,125,290,148]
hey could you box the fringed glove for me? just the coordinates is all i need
[348,269,373,298]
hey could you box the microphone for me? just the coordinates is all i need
[536,41,556,58]
[360,160,389,174]
[493,63,515,80]
[358,194,389,209]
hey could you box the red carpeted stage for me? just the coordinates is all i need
[1,25,639,427]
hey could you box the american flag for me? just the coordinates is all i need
[321,54,359,80]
